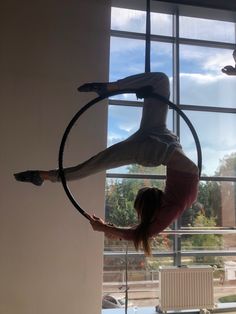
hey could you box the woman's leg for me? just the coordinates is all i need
[14,137,151,184]
[52,139,141,181]
[117,73,170,130]
[14,73,172,185]
[14,130,179,185]
[79,72,170,130]
[116,72,169,98]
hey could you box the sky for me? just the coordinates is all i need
[107,7,236,176]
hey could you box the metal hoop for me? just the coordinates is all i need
[58,89,202,220]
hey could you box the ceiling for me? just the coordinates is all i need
[113,0,236,22]
[154,0,236,11]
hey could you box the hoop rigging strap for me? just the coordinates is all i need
[58,87,202,221]
[145,0,151,73]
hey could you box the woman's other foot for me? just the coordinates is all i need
[14,170,44,186]
[77,83,108,95]
[14,170,58,186]
[222,65,236,76]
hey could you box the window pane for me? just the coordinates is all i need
[103,252,236,310]
[180,45,236,107]
[109,39,173,101]
[103,254,173,309]
[181,233,224,252]
[180,16,236,43]
[151,12,173,36]
[110,39,172,79]
[215,257,236,308]
[107,105,141,146]
[181,180,236,229]
[180,111,236,176]
[111,8,173,37]
[151,42,173,78]
[104,236,174,255]
[111,7,146,33]
[109,37,145,82]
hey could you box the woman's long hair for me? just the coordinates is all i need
[133,187,163,256]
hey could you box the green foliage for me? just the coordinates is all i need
[216,152,236,176]
[182,213,223,251]
[219,295,236,303]
[182,213,223,266]
[127,163,166,175]
[181,181,222,227]
[105,179,139,226]
[146,257,173,270]
[151,234,172,251]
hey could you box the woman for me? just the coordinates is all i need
[14,72,199,255]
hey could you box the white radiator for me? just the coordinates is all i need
[159,266,214,311]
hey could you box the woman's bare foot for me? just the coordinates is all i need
[14,170,58,186]
[78,82,119,96]
[14,170,44,186]
[77,83,108,95]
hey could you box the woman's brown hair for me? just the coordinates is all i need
[133,187,163,256]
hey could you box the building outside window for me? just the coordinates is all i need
[103,1,236,310]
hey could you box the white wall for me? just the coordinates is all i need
[0,1,110,313]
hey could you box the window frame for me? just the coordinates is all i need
[105,0,236,282]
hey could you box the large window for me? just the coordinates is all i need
[103,1,236,311]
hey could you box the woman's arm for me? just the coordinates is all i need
[89,215,135,241]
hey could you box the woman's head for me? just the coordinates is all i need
[133,187,163,255]
[134,187,162,221]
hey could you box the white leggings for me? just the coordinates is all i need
[51,72,181,181]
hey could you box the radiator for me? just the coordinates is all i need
[159,266,214,311]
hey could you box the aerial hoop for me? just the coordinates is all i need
[58,88,202,220]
